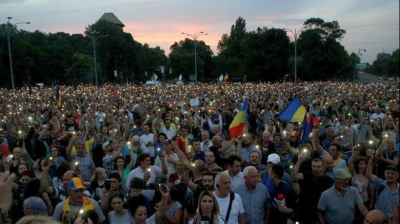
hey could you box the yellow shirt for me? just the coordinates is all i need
[71,139,95,155]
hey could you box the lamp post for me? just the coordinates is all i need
[88,34,108,86]
[354,48,366,82]
[182,31,207,85]
[285,28,305,84]
[6,17,30,90]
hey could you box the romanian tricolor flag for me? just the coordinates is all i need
[56,86,62,110]
[223,74,229,82]
[229,99,249,138]
[299,114,317,144]
[278,98,306,123]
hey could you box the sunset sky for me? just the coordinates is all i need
[1,0,399,64]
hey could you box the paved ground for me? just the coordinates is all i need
[357,73,396,84]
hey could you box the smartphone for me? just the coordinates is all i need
[105,179,111,190]
[6,155,13,163]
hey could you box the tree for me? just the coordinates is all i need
[66,53,94,84]
[168,38,213,81]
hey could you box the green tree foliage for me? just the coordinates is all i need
[297,18,350,80]
[168,38,213,81]
[367,49,399,77]
[0,20,168,88]
[66,53,94,84]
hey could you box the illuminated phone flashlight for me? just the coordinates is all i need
[385,134,388,138]
[191,163,196,168]
[157,147,161,152]
[357,144,360,147]
[289,165,293,169]
[18,130,22,134]
[72,131,76,135]
[369,140,373,145]
[49,157,53,161]
[256,145,259,149]
[147,168,151,173]
[283,131,287,138]
[243,134,246,137]
[302,148,308,155]
[28,117,32,120]
[187,145,192,153]
[340,135,343,138]
[75,161,80,166]
[79,209,84,216]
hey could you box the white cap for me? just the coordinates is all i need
[267,153,280,164]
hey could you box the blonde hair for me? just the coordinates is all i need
[191,190,221,224]
[16,215,61,224]
[91,167,106,182]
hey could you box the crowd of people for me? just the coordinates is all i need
[0,81,399,224]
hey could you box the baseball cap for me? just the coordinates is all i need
[333,169,351,179]
[385,165,398,172]
[68,177,85,190]
[267,153,280,164]
[153,174,167,184]
[275,141,284,148]
[102,141,112,150]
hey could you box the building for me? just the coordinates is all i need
[98,13,125,30]
[376,51,391,60]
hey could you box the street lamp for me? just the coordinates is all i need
[285,28,305,84]
[354,48,366,82]
[6,17,30,90]
[182,31,207,85]
[88,34,108,86]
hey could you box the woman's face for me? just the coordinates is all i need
[99,169,108,179]
[50,147,59,156]
[23,203,34,216]
[111,197,124,211]
[133,206,147,223]
[12,148,23,159]
[20,175,32,185]
[18,164,28,175]
[175,161,184,170]
[200,195,214,213]
[117,159,125,168]
[358,160,367,172]
[158,135,166,142]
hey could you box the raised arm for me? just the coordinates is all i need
[365,149,376,182]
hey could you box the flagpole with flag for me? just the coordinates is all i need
[278,98,307,123]
[229,99,249,138]
[223,73,229,83]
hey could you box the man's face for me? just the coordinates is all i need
[384,170,399,183]
[249,152,259,165]
[217,175,231,195]
[244,169,259,187]
[203,175,214,190]
[164,120,171,129]
[262,133,269,141]
[205,152,215,164]
[76,145,85,156]
[329,146,339,158]
[312,161,324,176]
[324,157,334,172]
[192,141,201,152]
[68,188,84,204]
[243,134,252,145]
[143,125,150,134]
[140,157,151,168]
[109,178,120,191]
[229,160,242,176]
[201,132,210,141]
[130,188,142,198]
[334,178,349,191]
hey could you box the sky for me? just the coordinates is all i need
[1,0,399,64]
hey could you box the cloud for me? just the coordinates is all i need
[0,0,25,4]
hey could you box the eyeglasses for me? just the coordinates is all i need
[23,206,33,210]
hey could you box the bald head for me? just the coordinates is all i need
[364,210,386,224]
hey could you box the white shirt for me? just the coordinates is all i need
[213,192,245,224]
[223,170,245,190]
[125,165,162,201]
[160,127,176,140]
[155,152,179,179]
[200,140,213,152]
[140,133,155,156]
